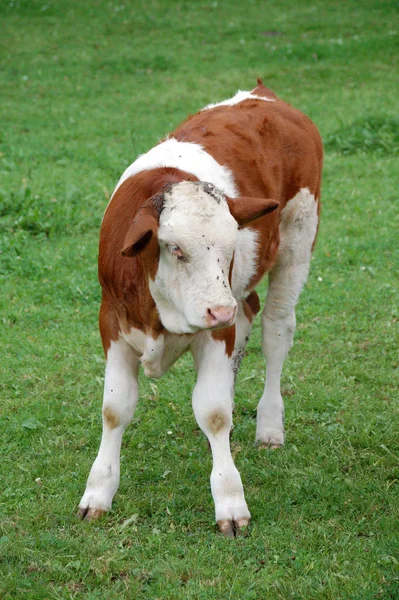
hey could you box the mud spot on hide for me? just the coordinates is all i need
[103,406,120,429]
[232,347,246,379]
[201,182,222,203]
[207,410,227,435]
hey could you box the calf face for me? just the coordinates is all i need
[152,181,238,334]
[122,180,278,334]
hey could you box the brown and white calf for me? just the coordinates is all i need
[78,80,323,537]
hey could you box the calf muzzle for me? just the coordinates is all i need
[206,305,237,328]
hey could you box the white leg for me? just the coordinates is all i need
[256,265,308,446]
[256,188,318,447]
[191,333,250,537]
[78,337,139,519]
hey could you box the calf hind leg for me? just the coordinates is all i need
[256,189,319,447]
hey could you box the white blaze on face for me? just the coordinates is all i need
[149,181,239,334]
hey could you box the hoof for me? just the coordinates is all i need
[217,517,250,539]
[256,429,284,449]
[77,506,107,521]
[257,441,283,450]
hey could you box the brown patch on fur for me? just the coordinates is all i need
[228,254,234,286]
[148,307,164,337]
[243,301,252,323]
[212,324,236,357]
[207,409,228,435]
[99,167,199,336]
[99,296,120,356]
[243,290,260,322]
[247,215,281,289]
[103,406,120,429]
[253,79,278,99]
[171,88,322,286]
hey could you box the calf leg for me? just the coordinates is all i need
[256,265,308,446]
[256,189,319,447]
[78,337,139,519]
[191,332,250,537]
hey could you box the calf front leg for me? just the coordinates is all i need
[191,332,250,538]
[78,337,139,520]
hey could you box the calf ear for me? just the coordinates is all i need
[227,196,279,226]
[121,211,158,257]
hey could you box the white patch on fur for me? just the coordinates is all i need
[122,326,146,354]
[191,332,250,524]
[112,138,238,198]
[140,333,165,378]
[202,90,275,111]
[150,181,239,334]
[256,188,318,446]
[122,327,192,378]
[231,227,259,300]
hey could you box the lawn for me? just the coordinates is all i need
[0,0,398,598]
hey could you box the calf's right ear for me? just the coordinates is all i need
[121,210,158,257]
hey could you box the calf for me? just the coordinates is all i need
[78,80,323,537]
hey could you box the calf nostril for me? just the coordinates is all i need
[207,306,236,324]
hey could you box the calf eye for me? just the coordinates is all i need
[168,245,185,260]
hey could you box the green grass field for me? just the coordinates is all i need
[1,0,398,598]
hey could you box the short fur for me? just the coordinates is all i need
[79,81,323,536]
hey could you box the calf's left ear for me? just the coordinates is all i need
[226,196,279,226]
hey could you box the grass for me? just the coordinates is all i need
[1,0,398,598]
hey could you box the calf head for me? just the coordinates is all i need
[122,181,278,334]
